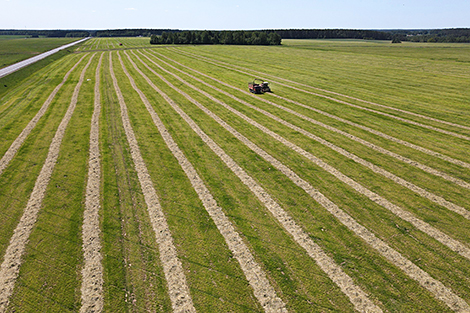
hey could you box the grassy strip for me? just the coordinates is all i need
[98,52,172,312]
[98,51,131,312]
[110,51,196,312]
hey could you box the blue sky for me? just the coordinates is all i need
[1,0,469,30]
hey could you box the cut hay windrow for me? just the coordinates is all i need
[0,54,88,176]
[131,50,387,313]
[0,53,95,313]
[169,49,470,169]
[80,52,104,313]
[120,51,288,313]
[133,51,470,312]
[172,48,470,133]
[148,50,470,191]
[141,50,470,257]
[108,52,196,313]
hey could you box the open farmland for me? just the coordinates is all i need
[75,37,151,51]
[0,37,78,69]
[0,39,469,312]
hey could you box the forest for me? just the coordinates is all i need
[150,30,282,45]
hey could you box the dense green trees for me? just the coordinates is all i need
[94,29,178,37]
[0,29,177,38]
[384,28,470,43]
[274,29,392,40]
[0,30,90,37]
[66,31,89,38]
[150,30,282,45]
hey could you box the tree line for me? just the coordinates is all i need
[150,30,282,45]
[1,28,469,43]
[385,28,470,43]
[273,29,392,40]
[0,30,90,38]
[0,29,176,38]
[94,29,178,37]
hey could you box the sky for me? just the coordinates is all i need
[1,0,469,30]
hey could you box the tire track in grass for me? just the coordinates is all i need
[153,52,470,171]
[130,50,383,313]
[119,51,288,313]
[133,51,470,312]
[0,54,88,176]
[168,48,470,169]
[142,51,470,255]
[173,48,470,133]
[80,53,104,313]
[108,52,195,313]
[0,53,95,313]
[149,50,470,191]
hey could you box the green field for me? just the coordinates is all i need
[0,39,469,312]
[0,36,79,69]
[75,37,151,51]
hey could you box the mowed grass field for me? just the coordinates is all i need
[0,36,78,69]
[75,37,151,51]
[0,39,469,312]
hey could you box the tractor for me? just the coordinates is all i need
[248,79,271,94]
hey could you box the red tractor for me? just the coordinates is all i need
[248,79,271,94]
